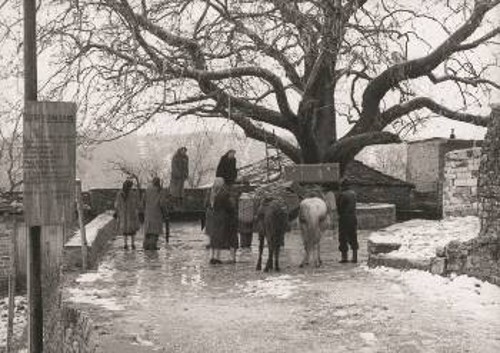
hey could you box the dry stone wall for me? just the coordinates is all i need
[443,148,481,217]
[440,105,500,285]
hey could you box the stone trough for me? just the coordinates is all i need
[356,203,396,230]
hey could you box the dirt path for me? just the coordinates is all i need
[65,222,500,353]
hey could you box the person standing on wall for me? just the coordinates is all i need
[216,149,238,185]
[336,179,359,263]
[114,179,141,250]
[170,147,189,208]
[142,177,167,250]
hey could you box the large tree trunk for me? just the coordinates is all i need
[296,66,337,164]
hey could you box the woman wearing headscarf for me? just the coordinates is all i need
[170,147,189,204]
[216,149,237,185]
[205,177,238,264]
[114,179,141,250]
[142,177,168,250]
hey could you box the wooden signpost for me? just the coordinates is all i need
[23,102,77,352]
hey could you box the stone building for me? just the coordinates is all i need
[406,138,482,218]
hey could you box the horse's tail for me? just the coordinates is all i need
[299,201,322,243]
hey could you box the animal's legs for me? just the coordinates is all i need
[300,243,310,268]
[264,243,273,272]
[256,234,264,271]
[275,243,281,272]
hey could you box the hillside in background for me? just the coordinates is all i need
[77,131,269,190]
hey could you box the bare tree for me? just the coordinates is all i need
[0,111,23,201]
[40,0,499,173]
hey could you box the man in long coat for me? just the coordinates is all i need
[170,147,189,205]
[336,179,359,263]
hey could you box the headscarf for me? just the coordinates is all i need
[209,177,225,208]
[122,179,134,199]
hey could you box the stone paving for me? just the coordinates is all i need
[65,222,500,353]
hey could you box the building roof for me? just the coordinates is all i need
[407,137,482,145]
[238,155,413,188]
[344,160,413,187]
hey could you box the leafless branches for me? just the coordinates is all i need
[27,0,500,163]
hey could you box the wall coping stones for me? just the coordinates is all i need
[64,211,116,270]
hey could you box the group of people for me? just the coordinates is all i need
[113,145,359,266]
[113,148,239,252]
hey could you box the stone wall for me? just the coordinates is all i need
[351,185,412,218]
[88,187,211,219]
[443,148,481,217]
[0,213,10,295]
[0,212,25,296]
[64,212,116,270]
[43,296,98,353]
[436,105,500,285]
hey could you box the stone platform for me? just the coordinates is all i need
[367,216,480,274]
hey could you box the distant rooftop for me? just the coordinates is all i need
[238,155,413,188]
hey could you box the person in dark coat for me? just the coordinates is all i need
[216,149,237,185]
[142,177,168,250]
[114,179,141,250]
[205,177,238,264]
[336,179,359,263]
[170,147,189,205]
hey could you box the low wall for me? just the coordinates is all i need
[443,148,481,217]
[64,212,116,270]
[357,203,396,230]
[352,185,412,218]
[88,188,211,218]
[61,304,98,353]
[0,212,27,296]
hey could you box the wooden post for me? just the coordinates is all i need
[75,180,88,270]
[27,225,43,353]
[7,213,18,353]
[24,0,43,351]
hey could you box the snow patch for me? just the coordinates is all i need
[75,264,116,284]
[370,216,480,260]
[66,288,124,311]
[0,296,28,348]
[236,275,304,299]
[366,266,500,319]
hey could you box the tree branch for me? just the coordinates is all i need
[380,97,490,127]
[324,131,402,167]
[350,0,499,136]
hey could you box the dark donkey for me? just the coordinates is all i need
[255,198,289,272]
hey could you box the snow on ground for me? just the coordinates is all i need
[370,216,480,260]
[235,275,305,299]
[366,266,500,319]
[66,287,124,311]
[67,263,122,311]
[0,296,27,348]
[75,263,116,284]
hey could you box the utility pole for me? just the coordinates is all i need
[24,0,43,352]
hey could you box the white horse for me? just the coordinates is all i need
[298,191,337,268]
